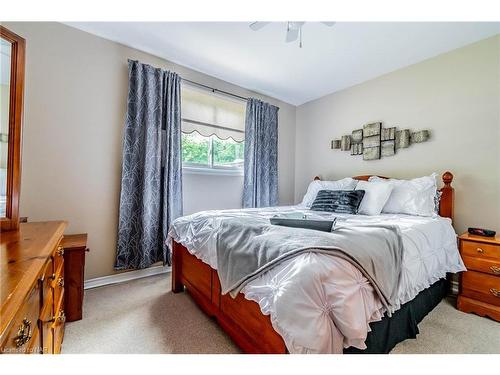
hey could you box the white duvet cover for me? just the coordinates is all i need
[168,206,465,354]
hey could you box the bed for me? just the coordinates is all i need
[169,172,465,353]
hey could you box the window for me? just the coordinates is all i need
[181,84,245,174]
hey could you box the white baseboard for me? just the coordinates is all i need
[84,265,171,290]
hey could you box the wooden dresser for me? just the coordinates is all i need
[0,221,67,354]
[457,233,500,321]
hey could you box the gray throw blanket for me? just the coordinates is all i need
[216,217,403,313]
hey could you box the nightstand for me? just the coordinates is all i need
[457,233,500,321]
[62,233,88,322]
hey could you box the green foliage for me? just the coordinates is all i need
[213,138,244,166]
[181,132,209,165]
[181,132,244,167]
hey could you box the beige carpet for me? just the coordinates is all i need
[63,274,499,354]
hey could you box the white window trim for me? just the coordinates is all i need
[182,165,244,177]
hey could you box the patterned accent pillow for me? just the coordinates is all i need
[300,178,359,208]
[310,190,366,214]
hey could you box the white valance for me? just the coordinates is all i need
[181,84,246,142]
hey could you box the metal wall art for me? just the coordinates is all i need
[331,122,430,160]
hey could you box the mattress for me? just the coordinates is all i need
[168,206,465,353]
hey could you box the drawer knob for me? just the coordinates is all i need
[490,288,500,297]
[57,310,66,323]
[48,310,66,324]
[476,247,484,254]
[57,277,64,287]
[14,318,32,348]
[491,266,500,275]
[57,246,64,256]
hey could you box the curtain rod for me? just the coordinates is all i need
[182,78,248,102]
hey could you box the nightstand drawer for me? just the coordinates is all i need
[461,241,499,260]
[462,255,500,276]
[462,270,500,306]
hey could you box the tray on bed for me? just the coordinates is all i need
[270,217,337,232]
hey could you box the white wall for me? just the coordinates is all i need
[295,35,500,234]
[3,22,296,279]
[183,173,243,215]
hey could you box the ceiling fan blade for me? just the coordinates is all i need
[285,28,299,43]
[285,22,305,43]
[321,22,336,27]
[249,22,270,31]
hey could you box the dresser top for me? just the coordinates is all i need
[1,221,67,340]
[61,233,88,250]
[459,232,500,245]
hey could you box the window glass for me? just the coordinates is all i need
[213,137,244,168]
[181,132,210,167]
[181,85,245,172]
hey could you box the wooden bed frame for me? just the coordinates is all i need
[171,172,455,353]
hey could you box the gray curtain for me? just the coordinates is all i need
[115,60,182,270]
[243,98,279,208]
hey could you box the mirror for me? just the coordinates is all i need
[1,38,11,218]
[0,26,25,232]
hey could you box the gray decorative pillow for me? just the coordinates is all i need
[310,190,366,214]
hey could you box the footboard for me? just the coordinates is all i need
[171,240,287,354]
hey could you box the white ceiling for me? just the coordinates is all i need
[66,22,500,106]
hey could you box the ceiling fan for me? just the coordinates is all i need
[249,21,336,48]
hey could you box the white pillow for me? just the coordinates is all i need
[300,178,358,207]
[355,180,393,216]
[368,173,438,216]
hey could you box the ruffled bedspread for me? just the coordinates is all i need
[168,206,465,353]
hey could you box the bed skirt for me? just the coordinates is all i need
[344,278,449,354]
[172,241,450,354]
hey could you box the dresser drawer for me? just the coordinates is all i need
[39,291,54,354]
[0,285,40,354]
[26,328,41,354]
[52,289,65,354]
[461,240,499,260]
[52,240,65,271]
[462,255,500,276]
[53,308,65,354]
[462,270,500,306]
[52,262,65,307]
[41,258,54,305]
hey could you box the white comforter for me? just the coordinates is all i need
[168,206,465,353]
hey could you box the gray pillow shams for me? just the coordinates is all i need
[310,190,366,214]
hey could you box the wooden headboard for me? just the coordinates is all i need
[313,172,454,221]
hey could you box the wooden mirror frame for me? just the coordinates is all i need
[0,26,25,231]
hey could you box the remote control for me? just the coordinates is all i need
[468,227,496,237]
